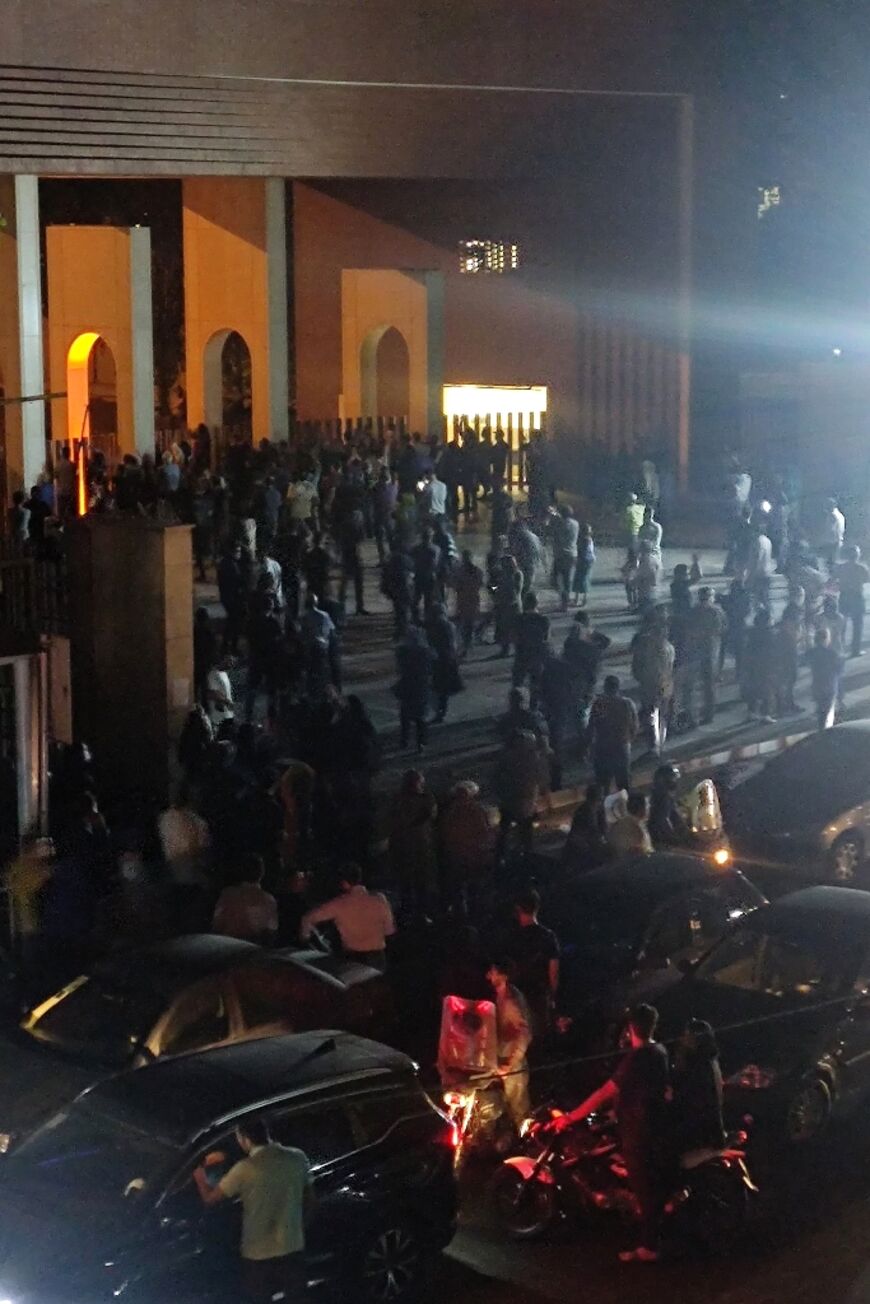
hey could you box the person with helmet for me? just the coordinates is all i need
[648,764,692,849]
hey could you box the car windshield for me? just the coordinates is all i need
[25,974,164,1065]
[4,1105,177,1203]
[554,882,651,951]
[695,917,862,1001]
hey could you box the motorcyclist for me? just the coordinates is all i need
[648,764,692,849]
[553,1004,669,1262]
[670,1019,726,1158]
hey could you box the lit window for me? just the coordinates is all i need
[458,240,520,274]
[757,185,781,220]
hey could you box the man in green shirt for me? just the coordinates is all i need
[195,1118,311,1301]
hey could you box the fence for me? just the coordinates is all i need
[155,410,539,489]
[0,548,69,639]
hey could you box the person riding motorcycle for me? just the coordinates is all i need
[552,1004,669,1262]
[670,1019,726,1158]
[648,764,692,849]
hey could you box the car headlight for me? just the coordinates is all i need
[726,1064,777,1090]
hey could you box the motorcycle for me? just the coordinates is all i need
[492,1110,756,1254]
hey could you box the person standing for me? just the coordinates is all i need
[426,602,463,723]
[818,497,846,572]
[337,508,368,616]
[623,493,645,564]
[741,608,776,722]
[194,1119,311,1304]
[512,591,550,699]
[411,527,441,620]
[607,791,653,857]
[510,519,544,597]
[212,854,279,943]
[453,550,484,656]
[388,770,438,917]
[552,505,579,612]
[808,626,841,730]
[486,957,533,1126]
[218,543,247,656]
[587,675,638,792]
[494,553,523,657]
[504,888,559,1041]
[563,611,611,745]
[630,616,675,756]
[371,465,398,563]
[684,587,726,726]
[717,578,751,677]
[381,542,414,639]
[494,729,548,867]
[395,625,436,753]
[300,862,395,969]
[572,524,596,608]
[835,544,870,658]
[553,1004,669,1263]
[206,655,235,732]
[420,468,448,524]
[743,520,776,609]
[637,505,663,564]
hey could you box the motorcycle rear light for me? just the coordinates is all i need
[441,1121,460,1149]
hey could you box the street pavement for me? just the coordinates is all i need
[196,522,870,1302]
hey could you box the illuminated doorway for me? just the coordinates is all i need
[360,324,411,423]
[67,332,118,512]
[204,329,253,435]
[442,384,548,436]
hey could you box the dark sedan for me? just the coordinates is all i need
[655,887,870,1144]
[0,935,393,1144]
[723,722,870,885]
[0,1031,457,1304]
[548,852,765,1038]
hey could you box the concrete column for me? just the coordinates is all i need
[424,271,445,440]
[265,178,290,440]
[676,96,694,491]
[130,225,156,457]
[12,652,48,842]
[15,176,46,490]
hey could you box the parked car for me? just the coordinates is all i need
[0,935,393,1144]
[548,852,765,1040]
[723,722,870,885]
[655,887,870,1143]
[0,1030,458,1303]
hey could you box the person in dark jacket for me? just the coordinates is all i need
[741,607,776,721]
[670,1019,726,1156]
[807,625,841,730]
[217,543,247,656]
[395,626,436,752]
[562,783,610,871]
[425,603,463,722]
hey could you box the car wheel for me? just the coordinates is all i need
[358,1224,425,1303]
[785,1078,832,1144]
[829,831,865,885]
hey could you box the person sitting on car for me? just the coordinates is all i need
[194,1117,312,1304]
[300,861,395,971]
[607,791,653,858]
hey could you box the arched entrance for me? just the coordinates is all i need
[360,324,410,422]
[203,329,253,435]
[67,332,119,511]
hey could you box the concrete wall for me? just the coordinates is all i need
[0,177,23,494]
[183,177,288,440]
[45,225,154,455]
[1,2,683,176]
[68,517,193,805]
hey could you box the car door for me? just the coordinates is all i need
[834,949,870,1102]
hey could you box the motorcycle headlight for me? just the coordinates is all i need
[0,1133,12,1155]
[726,1064,777,1090]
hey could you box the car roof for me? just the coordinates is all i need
[766,886,870,924]
[572,852,741,897]
[95,935,262,992]
[80,1031,415,1147]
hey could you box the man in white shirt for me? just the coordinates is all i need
[287,474,319,526]
[819,497,846,572]
[158,791,210,886]
[301,863,395,970]
[421,470,448,521]
[743,522,775,607]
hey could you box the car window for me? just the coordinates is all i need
[697,924,860,1000]
[267,1103,355,1167]
[233,964,334,1032]
[346,1087,429,1147]
[157,980,230,1057]
[26,975,163,1065]
[645,888,739,967]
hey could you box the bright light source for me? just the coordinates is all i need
[443,383,547,436]
[713,847,731,867]
[833,347,843,357]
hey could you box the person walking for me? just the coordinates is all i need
[388,769,438,917]
[394,625,436,752]
[218,543,247,656]
[512,591,550,703]
[194,1119,311,1304]
[494,729,548,867]
[552,505,579,612]
[494,553,523,656]
[808,626,841,730]
[587,675,638,792]
[510,519,544,597]
[743,520,776,609]
[623,493,645,564]
[607,791,653,857]
[504,887,560,1041]
[563,611,611,747]
[835,544,870,658]
[381,542,414,639]
[684,587,726,726]
[426,602,463,722]
[630,616,675,756]
[411,527,441,620]
[717,578,751,677]
[818,497,845,573]
[773,604,802,716]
